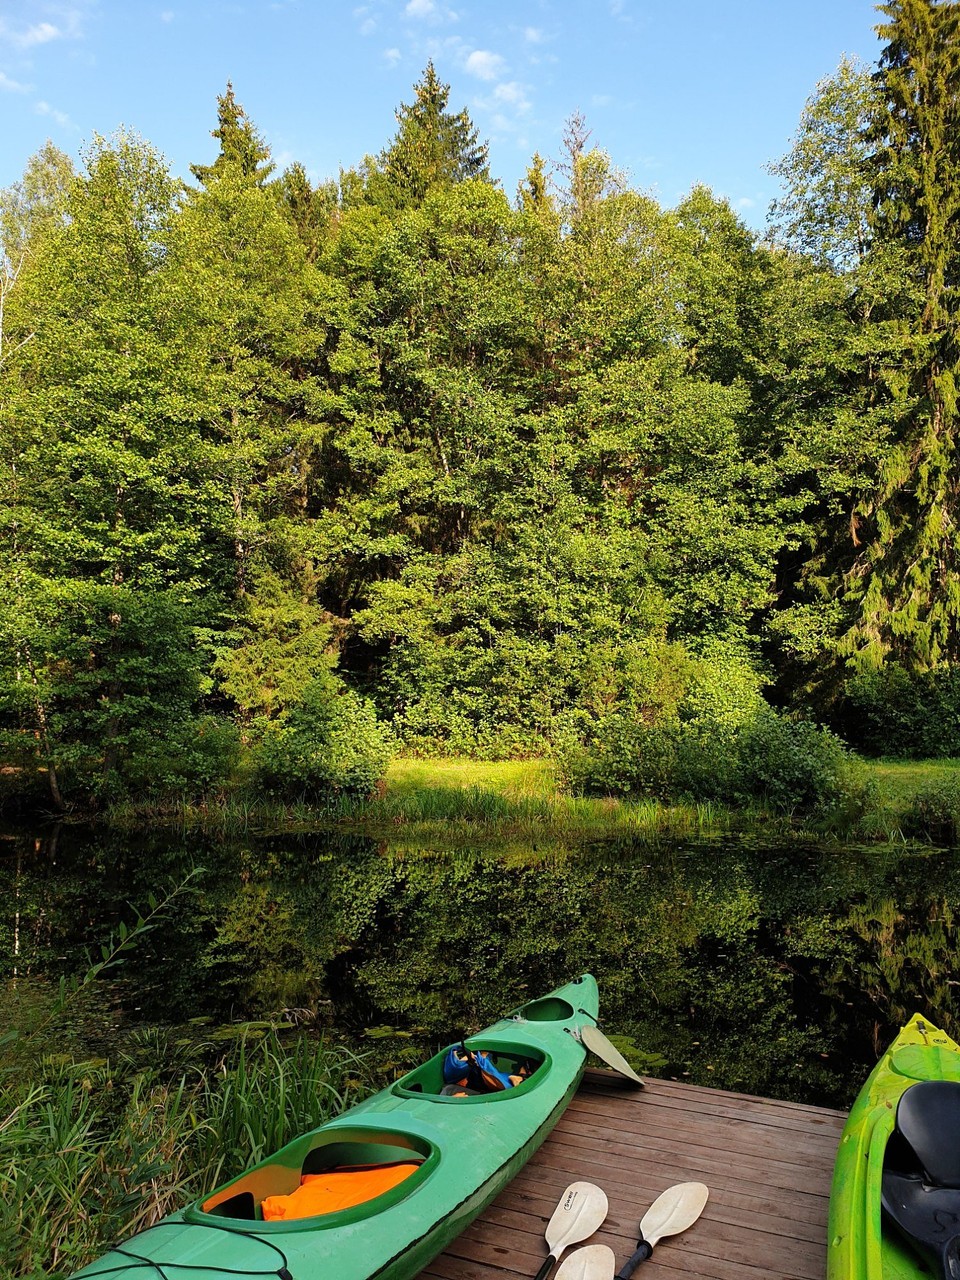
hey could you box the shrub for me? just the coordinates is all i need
[560,717,681,798]
[122,716,242,795]
[734,709,856,814]
[256,677,393,800]
[903,778,960,844]
[562,700,863,817]
[845,663,960,758]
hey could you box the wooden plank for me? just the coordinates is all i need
[419,1076,840,1280]
[577,1079,846,1131]
[560,1101,841,1164]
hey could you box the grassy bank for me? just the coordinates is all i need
[94,754,960,848]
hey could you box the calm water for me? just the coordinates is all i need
[4,822,960,1109]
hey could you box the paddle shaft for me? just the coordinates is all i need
[534,1252,559,1280]
[616,1237,652,1279]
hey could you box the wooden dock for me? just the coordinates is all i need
[422,1073,846,1280]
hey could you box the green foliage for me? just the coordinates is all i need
[734,709,857,815]
[904,775,960,842]
[846,662,960,757]
[0,139,75,261]
[767,57,877,269]
[0,579,206,801]
[4,33,960,799]
[256,675,393,800]
[190,82,276,187]
[561,642,863,816]
[367,61,489,212]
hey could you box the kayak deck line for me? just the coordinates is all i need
[419,1072,846,1280]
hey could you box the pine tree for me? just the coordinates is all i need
[369,62,490,212]
[190,82,275,187]
[841,0,960,669]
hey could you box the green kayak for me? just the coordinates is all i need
[827,1012,960,1280]
[72,974,599,1280]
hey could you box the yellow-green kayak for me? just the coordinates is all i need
[71,974,599,1280]
[827,1013,960,1280]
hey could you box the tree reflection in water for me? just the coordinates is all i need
[3,821,960,1108]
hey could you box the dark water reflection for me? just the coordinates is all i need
[4,822,960,1109]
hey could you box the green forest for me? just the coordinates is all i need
[2,0,959,816]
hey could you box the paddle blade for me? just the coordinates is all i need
[545,1182,609,1257]
[555,1244,616,1280]
[639,1181,709,1246]
[580,1024,645,1087]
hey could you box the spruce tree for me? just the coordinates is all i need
[369,62,489,212]
[842,0,960,669]
[190,82,275,187]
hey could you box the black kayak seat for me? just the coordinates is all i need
[882,1080,960,1280]
[897,1081,960,1187]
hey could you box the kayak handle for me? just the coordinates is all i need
[615,1238,653,1278]
[534,1252,558,1280]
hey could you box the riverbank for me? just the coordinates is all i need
[91,754,960,848]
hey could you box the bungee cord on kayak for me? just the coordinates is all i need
[72,1219,293,1280]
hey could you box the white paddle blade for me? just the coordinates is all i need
[554,1244,616,1280]
[640,1182,709,1246]
[580,1024,645,1087]
[545,1182,609,1257]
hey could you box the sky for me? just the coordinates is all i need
[1,0,883,232]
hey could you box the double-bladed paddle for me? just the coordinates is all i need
[614,1182,710,1278]
[534,1182,609,1280]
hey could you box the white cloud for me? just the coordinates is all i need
[403,0,458,23]
[160,10,175,22]
[0,70,29,92]
[737,197,756,209]
[591,93,612,108]
[493,80,530,112]
[35,99,71,127]
[523,26,543,43]
[384,46,402,65]
[359,17,375,34]
[12,20,62,49]
[464,49,503,81]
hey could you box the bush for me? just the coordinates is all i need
[845,663,960,758]
[562,701,863,817]
[122,716,242,795]
[903,778,960,844]
[560,717,682,799]
[734,709,856,814]
[256,677,393,800]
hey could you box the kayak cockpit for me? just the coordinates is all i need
[516,995,576,1021]
[882,1081,960,1277]
[191,1128,437,1229]
[392,1042,548,1102]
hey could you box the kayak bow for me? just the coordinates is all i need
[828,1012,960,1280]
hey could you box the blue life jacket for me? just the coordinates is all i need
[442,1045,515,1091]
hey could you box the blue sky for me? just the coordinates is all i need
[2,0,881,231]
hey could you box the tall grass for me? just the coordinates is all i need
[0,1032,368,1279]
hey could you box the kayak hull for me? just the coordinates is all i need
[827,1012,960,1280]
[71,974,599,1280]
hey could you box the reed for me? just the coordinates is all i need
[0,1032,367,1279]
